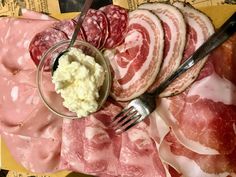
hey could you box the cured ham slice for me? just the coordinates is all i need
[157,34,236,157]
[160,132,236,176]
[138,3,186,91]
[160,2,214,97]
[104,9,164,101]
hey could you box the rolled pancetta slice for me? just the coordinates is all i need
[139,2,186,92]
[104,9,164,101]
[160,2,214,97]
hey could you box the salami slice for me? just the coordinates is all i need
[29,28,67,67]
[84,9,109,48]
[78,9,104,48]
[53,19,84,40]
[100,5,128,49]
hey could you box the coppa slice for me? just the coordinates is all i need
[138,3,186,91]
[104,9,164,101]
[100,5,129,49]
[159,2,214,97]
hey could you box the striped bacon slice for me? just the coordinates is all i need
[104,9,164,101]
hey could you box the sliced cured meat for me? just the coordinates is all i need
[0,17,55,71]
[160,132,236,176]
[119,125,166,177]
[29,28,68,67]
[0,17,63,173]
[212,33,236,85]
[138,3,186,91]
[52,19,75,39]
[159,2,214,97]
[78,9,109,48]
[2,132,61,173]
[53,19,84,40]
[60,100,168,176]
[20,8,55,20]
[104,9,164,101]
[60,101,122,175]
[100,5,128,49]
[80,9,104,48]
[157,34,236,156]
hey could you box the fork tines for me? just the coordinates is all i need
[110,106,142,134]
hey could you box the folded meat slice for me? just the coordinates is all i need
[119,124,167,177]
[157,34,236,156]
[60,101,122,175]
[0,17,55,71]
[104,9,164,101]
[2,131,61,173]
[160,132,236,176]
[138,3,186,91]
[20,8,56,20]
[0,17,62,173]
[160,2,214,97]
[60,100,168,176]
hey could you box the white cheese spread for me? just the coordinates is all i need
[52,47,105,118]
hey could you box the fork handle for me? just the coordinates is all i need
[151,12,236,96]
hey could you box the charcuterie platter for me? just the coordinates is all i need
[1,1,236,176]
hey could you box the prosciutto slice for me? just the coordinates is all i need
[104,9,164,101]
[156,33,236,176]
[138,3,186,91]
[160,2,214,97]
[160,132,236,176]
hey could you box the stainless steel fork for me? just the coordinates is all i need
[110,12,236,134]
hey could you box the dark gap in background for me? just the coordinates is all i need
[59,0,113,13]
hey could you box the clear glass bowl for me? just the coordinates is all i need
[37,40,111,118]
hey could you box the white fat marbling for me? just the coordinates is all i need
[188,72,236,105]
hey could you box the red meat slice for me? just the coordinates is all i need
[104,9,164,101]
[156,32,236,176]
[100,5,128,49]
[79,9,105,48]
[159,2,215,97]
[79,9,109,49]
[160,132,236,176]
[139,3,187,92]
[29,28,68,67]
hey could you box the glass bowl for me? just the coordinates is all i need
[37,40,111,118]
